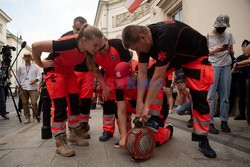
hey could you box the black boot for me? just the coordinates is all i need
[209,124,219,134]
[234,115,246,120]
[99,131,113,142]
[221,121,231,132]
[199,140,217,158]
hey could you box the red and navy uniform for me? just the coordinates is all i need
[95,39,132,135]
[139,20,213,142]
[115,81,171,145]
[44,35,86,137]
[74,59,94,125]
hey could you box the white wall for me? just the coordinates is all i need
[0,15,7,45]
[183,0,250,56]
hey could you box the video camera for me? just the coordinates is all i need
[0,45,16,86]
[0,45,16,66]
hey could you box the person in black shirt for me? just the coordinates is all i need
[122,20,216,158]
[231,40,249,120]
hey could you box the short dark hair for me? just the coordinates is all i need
[122,25,148,49]
[74,16,87,25]
[241,39,249,47]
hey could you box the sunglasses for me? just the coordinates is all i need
[98,42,107,51]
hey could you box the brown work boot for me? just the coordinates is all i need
[68,128,89,146]
[77,126,90,139]
[23,117,30,124]
[80,123,90,132]
[55,134,75,157]
[33,115,40,123]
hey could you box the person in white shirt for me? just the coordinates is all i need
[17,53,41,124]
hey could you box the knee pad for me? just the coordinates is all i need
[80,98,91,114]
[103,100,116,115]
[190,90,209,115]
[69,93,80,115]
[161,93,169,120]
[53,97,67,122]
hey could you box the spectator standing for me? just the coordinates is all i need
[17,53,41,124]
[232,40,249,120]
[207,14,235,134]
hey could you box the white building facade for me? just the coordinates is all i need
[94,0,250,56]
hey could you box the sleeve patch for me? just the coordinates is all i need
[158,51,167,61]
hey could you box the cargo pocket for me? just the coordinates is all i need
[200,65,214,86]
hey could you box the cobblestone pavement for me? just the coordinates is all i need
[0,98,249,167]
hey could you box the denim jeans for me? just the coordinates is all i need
[176,103,192,115]
[208,65,232,123]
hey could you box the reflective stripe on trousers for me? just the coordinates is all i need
[79,113,90,124]
[103,114,115,134]
[149,90,163,116]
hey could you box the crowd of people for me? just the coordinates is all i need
[0,14,249,160]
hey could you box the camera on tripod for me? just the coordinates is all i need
[0,45,16,66]
[0,45,16,87]
[0,43,25,123]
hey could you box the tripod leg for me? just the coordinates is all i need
[8,87,22,123]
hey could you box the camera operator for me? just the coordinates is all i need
[16,53,41,124]
[0,62,9,119]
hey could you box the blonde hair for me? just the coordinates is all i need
[86,52,98,72]
[77,24,104,72]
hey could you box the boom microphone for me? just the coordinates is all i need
[21,41,27,49]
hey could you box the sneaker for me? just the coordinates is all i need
[1,114,9,120]
[113,142,120,148]
[187,118,193,128]
[209,124,219,134]
[221,121,231,132]
[234,115,246,120]
[165,123,174,138]
[23,117,30,124]
[199,141,216,158]
[99,131,113,142]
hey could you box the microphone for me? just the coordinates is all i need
[21,41,27,49]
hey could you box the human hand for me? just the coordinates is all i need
[41,60,54,68]
[141,104,151,122]
[214,45,228,53]
[102,86,111,101]
[29,79,37,85]
[231,63,237,74]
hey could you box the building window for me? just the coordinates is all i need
[172,8,183,22]
[0,24,3,34]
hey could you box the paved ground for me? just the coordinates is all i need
[0,98,250,167]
